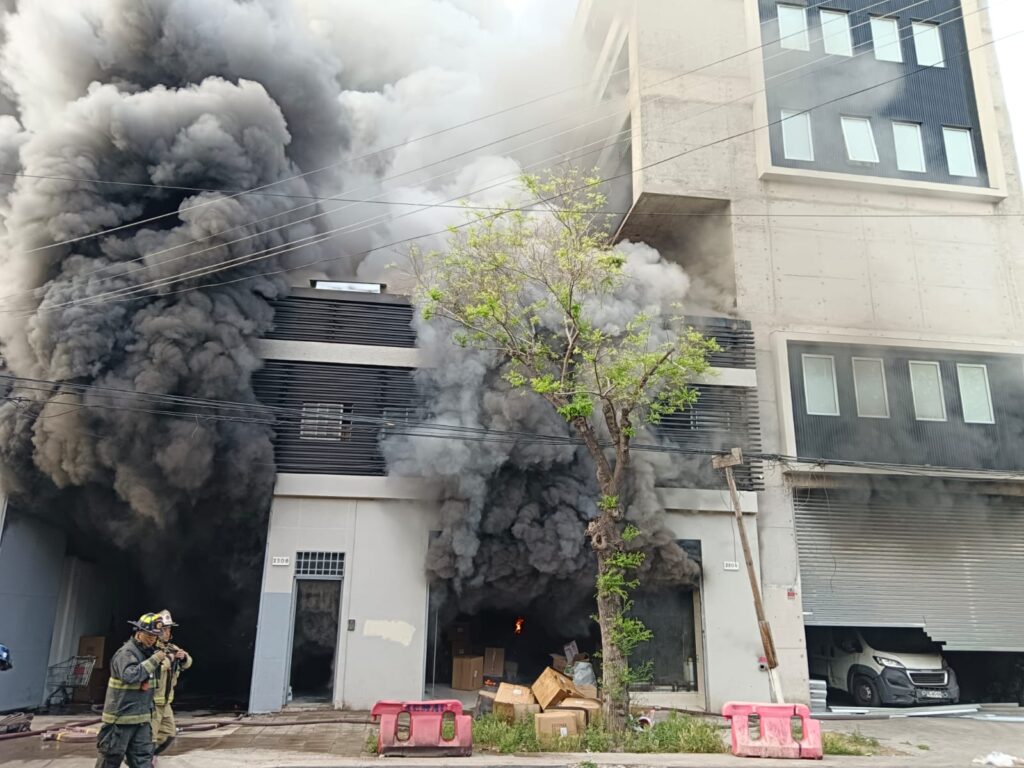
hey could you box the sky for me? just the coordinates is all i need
[990,3,1024,162]
[503,0,1024,174]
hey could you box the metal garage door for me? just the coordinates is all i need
[794,489,1024,652]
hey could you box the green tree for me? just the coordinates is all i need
[410,169,716,730]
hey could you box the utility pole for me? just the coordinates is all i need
[712,447,784,703]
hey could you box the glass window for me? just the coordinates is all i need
[956,364,994,424]
[778,4,810,50]
[841,116,879,163]
[300,402,352,441]
[912,22,945,67]
[871,17,903,62]
[781,110,814,161]
[909,361,946,421]
[943,127,978,177]
[820,9,853,56]
[802,354,839,416]
[852,358,889,418]
[893,122,926,173]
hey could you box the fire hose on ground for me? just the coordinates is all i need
[0,713,374,744]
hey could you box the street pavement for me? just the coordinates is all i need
[0,711,1021,768]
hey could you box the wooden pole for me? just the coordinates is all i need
[712,448,784,703]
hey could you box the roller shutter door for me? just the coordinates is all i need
[794,489,1024,652]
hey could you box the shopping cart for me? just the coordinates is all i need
[44,655,96,710]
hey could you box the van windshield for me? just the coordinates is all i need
[860,628,936,654]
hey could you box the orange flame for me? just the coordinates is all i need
[514,617,524,635]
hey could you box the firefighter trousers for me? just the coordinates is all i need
[94,721,154,768]
[151,703,176,754]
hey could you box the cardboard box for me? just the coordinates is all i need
[576,684,599,700]
[531,667,578,710]
[550,654,567,672]
[534,710,583,740]
[78,636,108,669]
[493,683,539,723]
[503,660,519,680]
[555,697,602,726]
[452,656,484,691]
[483,647,505,677]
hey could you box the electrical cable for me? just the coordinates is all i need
[0,0,957,309]
[62,13,1015,313]
[6,372,1024,481]
[1,0,920,257]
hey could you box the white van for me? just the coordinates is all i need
[808,627,960,707]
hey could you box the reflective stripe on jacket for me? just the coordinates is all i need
[100,638,160,725]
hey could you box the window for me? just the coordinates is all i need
[295,551,345,578]
[943,127,978,177]
[852,358,889,418]
[820,9,853,56]
[893,122,926,173]
[871,17,903,62]
[956,364,994,424]
[300,402,352,441]
[778,4,810,50]
[912,22,945,67]
[841,116,879,163]
[802,354,839,416]
[781,110,814,161]
[909,361,946,421]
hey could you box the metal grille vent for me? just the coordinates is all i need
[295,551,345,578]
[299,402,352,441]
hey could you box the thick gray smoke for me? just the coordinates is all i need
[0,0,585,680]
[384,239,703,625]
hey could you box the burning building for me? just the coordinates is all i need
[2,0,1024,716]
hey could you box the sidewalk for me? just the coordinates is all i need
[1,711,1021,768]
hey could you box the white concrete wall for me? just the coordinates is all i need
[0,508,66,711]
[662,508,772,710]
[250,476,437,712]
[580,0,1024,704]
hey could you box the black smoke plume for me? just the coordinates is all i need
[0,0,584,691]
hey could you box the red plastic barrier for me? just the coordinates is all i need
[721,702,822,760]
[371,699,472,757]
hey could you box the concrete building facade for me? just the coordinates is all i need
[578,0,1024,704]
[247,286,773,712]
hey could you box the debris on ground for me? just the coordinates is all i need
[973,752,1024,767]
[0,712,32,735]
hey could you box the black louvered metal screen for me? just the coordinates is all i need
[252,360,417,474]
[266,295,416,347]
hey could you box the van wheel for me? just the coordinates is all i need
[852,675,881,707]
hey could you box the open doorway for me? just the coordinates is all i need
[289,577,342,703]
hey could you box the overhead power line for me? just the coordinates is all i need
[0,0,960,309]
[3,0,917,257]
[5,372,1024,482]
[39,15,1015,316]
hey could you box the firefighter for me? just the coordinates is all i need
[94,613,166,768]
[151,609,191,756]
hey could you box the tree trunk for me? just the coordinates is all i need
[589,505,628,732]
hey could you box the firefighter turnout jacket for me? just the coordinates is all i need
[154,643,192,707]
[100,638,162,725]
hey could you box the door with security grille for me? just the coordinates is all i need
[289,552,344,702]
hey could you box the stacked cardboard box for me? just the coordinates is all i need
[452,655,483,691]
[535,709,584,739]
[483,647,505,677]
[493,683,540,723]
[531,667,577,710]
[528,666,603,739]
